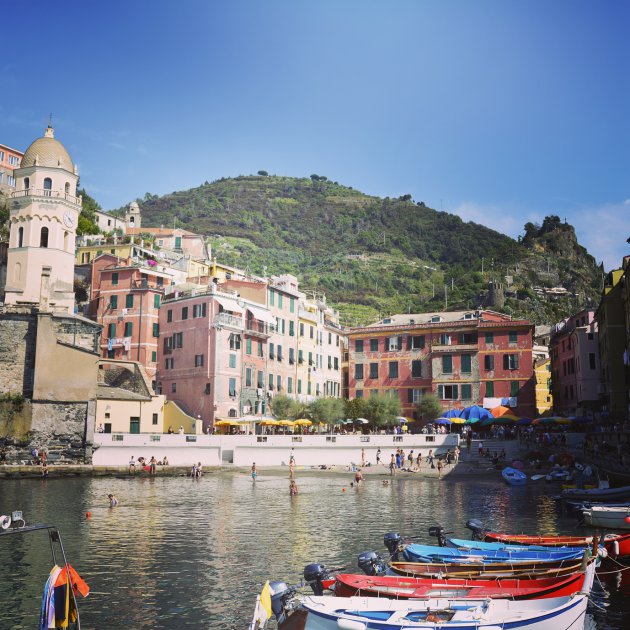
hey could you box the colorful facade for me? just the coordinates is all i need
[0,142,22,196]
[88,255,174,380]
[347,310,535,420]
[596,269,627,419]
[549,309,599,416]
[534,358,553,416]
[156,275,343,431]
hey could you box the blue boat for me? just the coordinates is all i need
[503,466,527,485]
[445,537,584,553]
[402,543,585,564]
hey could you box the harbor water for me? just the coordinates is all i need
[0,470,627,629]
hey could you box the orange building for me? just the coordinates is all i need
[0,143,23,195]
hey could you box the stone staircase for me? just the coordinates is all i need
[457,439,524,470]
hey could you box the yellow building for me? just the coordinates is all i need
[534,357,553,416]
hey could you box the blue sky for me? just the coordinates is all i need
[2,0,628,269]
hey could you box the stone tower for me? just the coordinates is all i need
[487,280,505,309]
[4,125,80,314]
[125,201,141,230]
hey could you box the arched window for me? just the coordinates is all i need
[24,177,30,190]
[43,178,52,196]
[65,182,70,195]
[18,227,24,248]
[14,262,21,282]
[40,227,49,248]
[228,408,238,418]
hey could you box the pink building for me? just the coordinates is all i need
[88,254,173,380]
[549,309,599,416]
[348,310,535,420]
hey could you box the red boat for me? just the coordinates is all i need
[333,568,590,600]
[481,531,630,557]
[389,558,586,579]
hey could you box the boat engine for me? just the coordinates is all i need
[465,519,485,540]
[384,532,402,560]
[269,581,295,623]
[303,563,330,596]
[358,551,387,576]
[428,526,447,547]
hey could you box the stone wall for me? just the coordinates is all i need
[0,311,36,397]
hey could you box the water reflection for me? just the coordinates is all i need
[0,473,625,628]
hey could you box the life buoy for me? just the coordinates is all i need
[0,515,11,530]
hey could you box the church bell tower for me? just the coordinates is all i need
[4,125,81,314]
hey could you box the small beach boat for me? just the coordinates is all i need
[502,466,527,485]
[294,592,591,630]
[465,518,630,557]
[333,563,593,600]
[402,542,585,564]
[444,536,588,553]
[388,558,587,579]
[582,505,630,530]
[561,483,630,502]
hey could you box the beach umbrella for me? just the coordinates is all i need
[214,419,240,427]
[278,420,295,427]
[356,418,369,424]
[260,419,280,426]
[443,409,464,418]
[294,419,312,426]
[449,417,466,424]
[491,405,512,417]
[435,418,452,425]
[461,405,493,421]
[396,416,408,424]
[517,417,533,426]
[495,414,519,422]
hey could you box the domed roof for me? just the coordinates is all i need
[20,125,74,172]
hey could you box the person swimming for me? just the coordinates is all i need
[108,494,118,507]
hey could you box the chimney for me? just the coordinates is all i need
[40,266,52,312]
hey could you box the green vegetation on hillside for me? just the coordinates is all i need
[104,175,604,326]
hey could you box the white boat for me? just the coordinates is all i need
[298,593,589,629]
[582,505,630,530]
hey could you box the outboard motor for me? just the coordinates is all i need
[304,563,329,596]
[384,532,403,560]
[269,581,293,623]
[465,519,485,541]
[358,551,387,576]
[428,526,447,547]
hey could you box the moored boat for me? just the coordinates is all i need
[402,542,585,564]
[444,536,586,553]
[582,505,630,530]
[389,558,586,579]
[561,483,630,502]
[502,466,528,485]
[333,562,593,600]
[465,518,630,557]
[295,592,590,630]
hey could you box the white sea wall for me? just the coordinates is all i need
[93,433,459,467]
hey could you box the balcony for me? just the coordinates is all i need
[131,279,166,293]
[245,320,271,338]
[213,312,243,330]
[12,188,83,206]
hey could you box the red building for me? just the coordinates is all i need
[88,254,174,381]
[347,310,535,421]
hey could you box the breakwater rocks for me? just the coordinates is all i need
[0,465,206,479]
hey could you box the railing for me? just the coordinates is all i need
[132,280,166,292]
[214,312,243,329]
[245,321,271,336]
[11,188,82,206]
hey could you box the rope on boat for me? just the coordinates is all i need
[594,555,630,574]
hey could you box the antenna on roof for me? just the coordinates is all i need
[49,113,53,126]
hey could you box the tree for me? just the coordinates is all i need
[416,393,442,424]
[345,397,367,422]
[365,393,401,427]
[270,395,293,420]
[310,397,344,425]
[257,170,268,177]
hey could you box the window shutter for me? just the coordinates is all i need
[503,354,509,370]
[408,389,413,403]
[438,384,443,399]
[453,385,459,400]
[398,336,403,349]
[514,355,519,369]
[406,336,412,350]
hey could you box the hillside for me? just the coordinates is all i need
[109,175,603,326]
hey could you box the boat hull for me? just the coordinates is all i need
[561,484,630,502]
[482,530,630,557]
[389,559,585,579]
[297,593,589,630]
[582,507,630,530]
[333,569,589,600]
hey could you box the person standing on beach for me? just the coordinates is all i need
[289,450,296,479]
[478,441,484,456]
[437,458,444,480]
[389,454,396,476]
[361,448,365,467]
[251,462,257,481]
[376,448,381,466]
[149,456,157,476]
[466,432,472,454]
